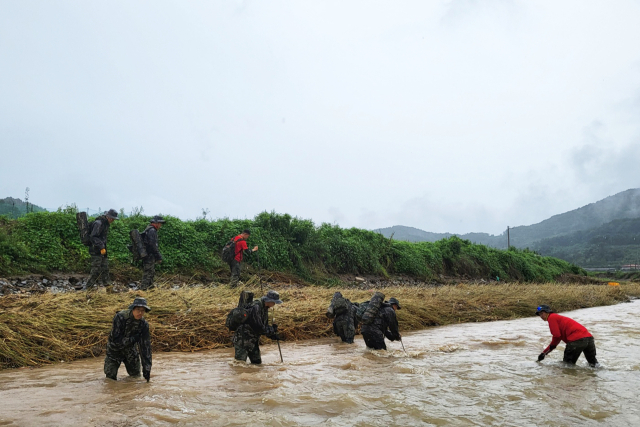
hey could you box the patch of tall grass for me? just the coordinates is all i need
[0,211,583,282]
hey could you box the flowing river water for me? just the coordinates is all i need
[2,300,640,426]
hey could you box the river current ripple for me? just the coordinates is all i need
[1,300,640,426]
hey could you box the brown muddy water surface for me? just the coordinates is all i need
[1,300,640,426]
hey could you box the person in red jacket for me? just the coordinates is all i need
[229,229,258,287]
[536,305,598,367]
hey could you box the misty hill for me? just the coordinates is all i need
[0,197,47,218]
[375,189,640,267]
[373,225,453,242]
[373,225,502,248]
[531,217,640,267]
[504,188,640,249]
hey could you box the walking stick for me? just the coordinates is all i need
[257,252,263,294]
[400,336,407,354]
[272,308,284,363]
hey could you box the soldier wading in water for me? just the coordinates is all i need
[140,215,165,290]
[361,297,402,350]
[86,209,118,289]
[326,292,358,343]
[104,297,152,381]
[233,290,283,364]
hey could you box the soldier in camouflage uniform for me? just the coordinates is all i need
[361,297,401,350]
[141,215,165,290]
[326,292,358,343]
[86,209,118,289]
[104,297,153,381]
[233,290,282,364]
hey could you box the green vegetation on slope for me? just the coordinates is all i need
[532,217,640,267]
[0,197,47,219]
[0,210,584,282]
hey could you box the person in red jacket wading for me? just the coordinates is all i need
[536,305,599,367]
[229,229,258,288]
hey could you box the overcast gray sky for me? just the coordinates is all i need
[1,0,640,235]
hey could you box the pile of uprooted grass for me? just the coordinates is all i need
[1,282,639,369]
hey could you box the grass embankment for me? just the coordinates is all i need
[1,282,638,370]
[0,210,584,283]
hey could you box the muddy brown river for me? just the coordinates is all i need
[1,300,640,426]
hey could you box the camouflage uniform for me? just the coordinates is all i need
[326,292,357,344]
[229,260,241,288]
[141,223,163,290]
[86,215,111,288]
[361,304,400,350]
[104,308,152,380]
[233,296,279,364]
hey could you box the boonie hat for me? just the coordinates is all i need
[263,290,283,304]
[105,209,119,220]
[388,297,402,309]
[535,304,552,316]
[150,215,166,224]
[129,297,151,312]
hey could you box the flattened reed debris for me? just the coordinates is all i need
[1,282,638,369]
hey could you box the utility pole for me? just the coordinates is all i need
[507,226,510,249]
[24,187,30,214]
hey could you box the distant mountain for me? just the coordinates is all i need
[373,225,453,242]
[375,188,640,267]
[531,217,640,267]
[503,188,640,249]
[0,197,47,218]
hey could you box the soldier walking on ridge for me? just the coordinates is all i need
[86,209,118,289]
[140,215,165,290]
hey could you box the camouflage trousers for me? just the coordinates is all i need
[563,337,598,366]
[87,255,109,288]
[233,334,262,364]
[229,260,241,287]
[333,317,355,343]
[361,327,387,350]
[104,349,141,380]
[141,255,156,290]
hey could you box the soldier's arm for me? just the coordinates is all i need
[90,220,105,249]
[147,228,162,260]
[139,322,152,373]
[326,305,335,318]
[385,309,401,341]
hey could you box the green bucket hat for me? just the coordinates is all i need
[129,297,151,312]
[388,297,401,309]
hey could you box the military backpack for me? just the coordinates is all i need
[76,212,95,246]
[356,292,385,325]
[221,237,239,264]
[225,291,254,331]
[127,229,148,261]
[331,292,350,316]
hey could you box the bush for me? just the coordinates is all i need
[0,211,584,282]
